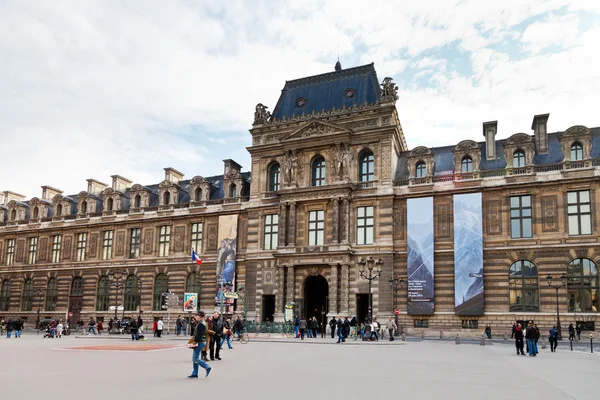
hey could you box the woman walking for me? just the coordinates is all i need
[220,318,233,350]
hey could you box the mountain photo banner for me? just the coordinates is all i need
[407,197,435,315]
[453,193,484,315]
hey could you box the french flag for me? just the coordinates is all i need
[192,250,203,265]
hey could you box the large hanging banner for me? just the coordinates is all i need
[407,197,435,315]
[453,193,484,315]
[215,214,238,314]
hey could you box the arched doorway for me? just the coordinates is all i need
[303,275,328,331]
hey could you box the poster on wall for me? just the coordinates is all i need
[215,214,238,314]
[453,193,484,315]
[407,197,435,315]
[184,293,198,312]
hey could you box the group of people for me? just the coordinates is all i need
[511,321,586,356]
[292,315,398,342]
[1,318,24,338]
[43,318,67,338]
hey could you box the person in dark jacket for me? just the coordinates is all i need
[514,323,525,355]
[209,312,223,361]
[484,324,492,339]
[6,320,14,339]
[525,321,538,356]
[329,317,337,339]
[511,322,516,339]
[307,317,316,338]
[343,317,350,339]
[188,311,211,379]
[129,317,139,341]
[549,326,558,352]
[576,324,582,340]
[568,323,575,341]
[13,319,23,338]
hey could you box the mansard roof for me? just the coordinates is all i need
[271,63,380,121]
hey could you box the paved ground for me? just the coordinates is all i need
[1,334,598,399]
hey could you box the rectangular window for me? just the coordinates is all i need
[510,195,532,238]
[102,230,113,260]
[5,239,15,266]
[461,320,479,329]
[263,214,279,250]
[356,206,374,245]
[158,226,171,257]
[414,319,429,328]
[308,210,325,246]
[129,228,141,259]
[51,235,62,263]
[191,223,203,253]
[568,190,592,235]
[27,237,38,265]
[76,233,87,262]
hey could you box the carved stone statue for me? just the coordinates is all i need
[254,103,271,125]
[380,77,399,102]
[282,150,298,186]
[333,143,353,181]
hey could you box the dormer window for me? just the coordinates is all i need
[56,204,63,216]
[164,191,170,205]
[230,184,237,198]
[416,162,427,178]
[32,207,39,219]
[295,97,306,108]
[195,188,202,201]
[311,156,326,186]
[10,209,16,221]
[571,142,583,161]
[134,195,141,208]
[461,157,473,173]
[107,198,114,211]
[513,150,525,168]
[81,201,88,214]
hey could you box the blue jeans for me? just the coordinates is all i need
[220,334,232,349]
[15,330,21,338]
[7,330,12,338]
[337,328,343,342]
[192,344,209,376]
[176,326,181,335]
[294,326,299,337]
[527,339,537,355]
[131,331,139,341]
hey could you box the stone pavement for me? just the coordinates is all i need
[1,334,597,399]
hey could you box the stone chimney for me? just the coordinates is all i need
[532,113,549,155]
[111,175,132,191]
[86,179,108,195]
[2,190,26,204]
[223,159,242,175]
[164,167,184,184]
[483,121,498,161]
[41,186,63,201]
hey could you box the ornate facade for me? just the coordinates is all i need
[1,63,599,334]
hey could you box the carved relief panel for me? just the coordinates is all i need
[143,228,154,255]
[115,231,126,257]
[63,235,73,260]
[174,226,185,253]
[88,233,99,258]
[485,199,502,235]
[435,196,453,239]
[38,237,48,261]
[15,239,25,263]
[542,196,558,232]
[206,217,218,250]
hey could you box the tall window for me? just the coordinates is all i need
[570,142,583,161]
[311,157,326,186]
[509,260,539,312]
[308,210,325,246]
[357,206,374,245]
[567,258,598,312]
[195,188,203,201]
[164,191,170,205]
[33,207,39,219]
[134,195,141,208]
[5,239,15,266]
[51,235,62,263]
[461,157,473,173]
[56,204,63,216]
[21,278,33,311]
[81,201,87,214]
[45,278,57,311]
[191,223,203,253]
[513,150,525,168]
[186,272,201,297]
[70,277,84,296]
[96,276,110,311]
[415,162,426,178]
[229,184,237,198]
[568,190,592,235]
[107,198,114,211]
[10,209,16,221]
[129,228,141,258]
[0,280,10,311]
[153,274,169,311]
[269,163,281,191]
[124,275,139,311]
[158,226,171,257]
[28,237,38,264]
[102,230,113,260]
[76,233,87,262]
[264,214,279,250]
[359,151,374,182]
[510,195,532,238]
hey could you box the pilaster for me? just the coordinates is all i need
[288,202,296,246]
[328,264,339,316]
[341,198,350,244]
[340,264,349,315]
[331,198,340,243]
[278,203,287,248]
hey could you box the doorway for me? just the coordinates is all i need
[303,275,328,331]
[262,295,275,322]
[356,294,369,324]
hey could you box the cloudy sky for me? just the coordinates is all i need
[1,0,599,198]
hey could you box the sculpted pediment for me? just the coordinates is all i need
[282,121,351,142]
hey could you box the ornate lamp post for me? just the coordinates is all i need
[388,275,405,336]
[108,270,127,334]
[546,274,567,340]
[33,288,46,334]
[359,257,383,323]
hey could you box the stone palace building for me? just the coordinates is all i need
[1,62,599,334]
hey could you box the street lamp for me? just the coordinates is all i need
[108,270,127,334]
[33,288,46,335]
[388,275,405,336]
[359,257,383,323]
[546,274,567,340]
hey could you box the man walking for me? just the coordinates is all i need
[188,311,212,379]
[525,321,537,356]
[210,312,223,360]
[176,315,183,336]
[299,316,307,340]
[129,316,139,341]
[329,317,337,339]
[156,318,164,338]
[386,317,397,341]
[294,315,300,338]
[549,325,558,352]
[336,316,344,343]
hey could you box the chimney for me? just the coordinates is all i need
[164,167,184,184]
[483,121,498,161]
[41,186,63,202]
[223,159,242,175]
[111,175,132,191]
[2,190,26,204]
[532,113,549,155]
[86,179,108,195]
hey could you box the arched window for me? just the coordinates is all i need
[570,142,583,161]
[229,184,237,198]
[567,258,599,312]
[0,279,10,311]
[56,204,63,216]
[164,191,170,205]
[33,207,39,219]
[186,272,201,301]
[359,151,375,182]
[96,276,110,311]
[513,150,525,168]
[415,162,427,178]
[10,209,16,221]
[195,188,203,202]
[124,275,140,311]
[70,277,84,296]
[45,278,57,311]
[21,278,33,311]
[509,260,539,312]
[107,198,114,211]
[461,157,473,173]
[134,195,141,208]
[81,201,87,214]
[311,157,326,186]
[268,163,281,191]
[153,274,169,311]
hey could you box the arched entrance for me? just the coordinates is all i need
[303,275,328,330]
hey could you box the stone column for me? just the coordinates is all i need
[278,203,287,248]
[330,198,340,244]
[328,264,339,316]
[286,266,295,306]
[287,202,297,247]
[340,264,349,315]
[275,266,285,321]
[341,198,350,244]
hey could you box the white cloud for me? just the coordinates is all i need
[521,13,581,54]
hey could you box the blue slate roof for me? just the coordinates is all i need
[271,63,380,120]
